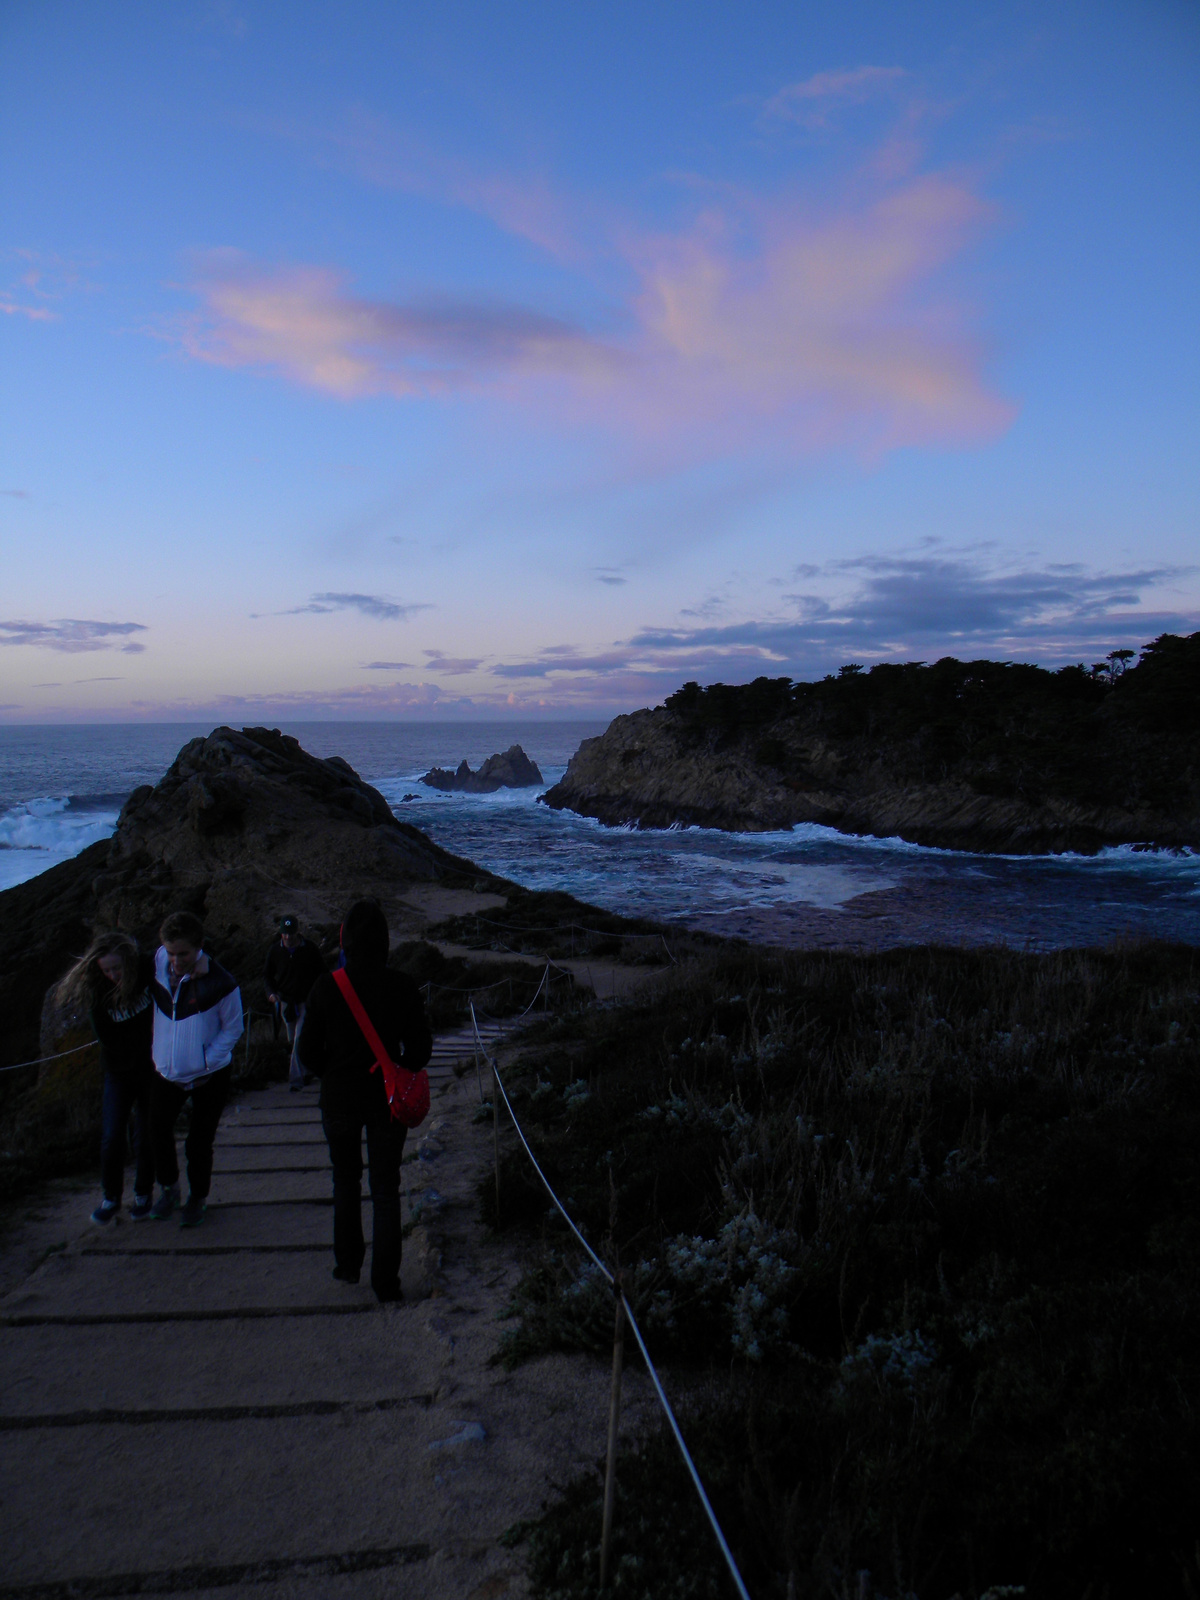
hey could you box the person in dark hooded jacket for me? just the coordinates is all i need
[296,899,432,1302]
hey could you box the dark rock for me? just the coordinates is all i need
[0,725,497,1073]
[422,745,544,793]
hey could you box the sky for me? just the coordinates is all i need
[1,0,1198,723]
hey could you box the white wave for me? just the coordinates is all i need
[0,797,118,893]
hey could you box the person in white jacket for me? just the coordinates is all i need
[147,910,243,1227]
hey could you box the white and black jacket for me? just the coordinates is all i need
[151,947,243,1086]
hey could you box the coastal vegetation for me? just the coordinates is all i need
[543,630,1200,851]
[489,939,1200,1599]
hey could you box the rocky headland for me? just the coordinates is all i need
[0,725,502,1076]
[542,631,1200,854]
[421,744,543,793]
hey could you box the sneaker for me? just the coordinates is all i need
[90,1198,119,1224]
[179,1194,207,1228]
[148,1184,180,1221]
[128,1193,153,1221]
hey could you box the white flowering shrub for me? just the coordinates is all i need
[656,1211,799,1361]
[839,1330,937,1398]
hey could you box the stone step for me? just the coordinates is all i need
[1,1406,515,1587]
[0,1305,417,1414]
[0,1248,386,1322]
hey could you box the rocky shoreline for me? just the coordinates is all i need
[542,638,1200,853]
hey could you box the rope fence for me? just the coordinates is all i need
[469,1003,753,1600]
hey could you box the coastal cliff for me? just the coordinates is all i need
[542,632,1200,853]
[0,726,494,1074]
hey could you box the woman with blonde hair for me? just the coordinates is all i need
[57,931,156,1223]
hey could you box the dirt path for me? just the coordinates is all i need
[0,1023,653,1600]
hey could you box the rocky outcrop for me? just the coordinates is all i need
[542,649,1200,854]
[422,745,543,793]
[0,726,497,1073]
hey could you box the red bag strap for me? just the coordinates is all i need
[332,968,395,1079]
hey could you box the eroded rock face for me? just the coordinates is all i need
[422,745,544,793]
[542,705,1200,854]
[0,726,488,1070]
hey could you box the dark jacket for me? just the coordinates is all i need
[297,964,432,1118]
[90,955,155,1079]
[263,938,327,1006]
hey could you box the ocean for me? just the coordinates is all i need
[1,722,1198,950]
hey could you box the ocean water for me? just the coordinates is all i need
[1,722,1198,950]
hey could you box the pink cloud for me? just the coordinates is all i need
[765,66,907,129]
[177,158,1013,453]
[181,255,614,398]
[273,107,583,263]
[0,296,58,322]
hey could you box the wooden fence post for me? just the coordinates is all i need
[599,1277,626,1589]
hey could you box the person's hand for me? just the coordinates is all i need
[268,993,279,1004]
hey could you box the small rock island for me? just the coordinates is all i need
[422,744,543,793]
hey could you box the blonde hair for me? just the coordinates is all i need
[56,931,143,1012]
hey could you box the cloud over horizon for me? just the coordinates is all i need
[281,592,431,621]
[491,554,1199,694]
[0,618,148,653]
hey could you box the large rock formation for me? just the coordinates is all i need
[0,726,497,1073]
[422,744,543,793]
[542,637,1200,854]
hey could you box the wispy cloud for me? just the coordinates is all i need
[184,255,612,400]
[282,591,431,621]
[181,162,1010,453]
[0,296,57,323]
[490,555,1199,694]
[2,248,97,322]
[0,619,148,654]
[363,660,413,670]
[593,568,627,586]
[424,650,485,675]
[764,66,907,129]
[1,489,30,499]
[267,107,582,262]
[177,83,1014,460]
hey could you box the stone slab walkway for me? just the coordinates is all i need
[0,1031,653,1600]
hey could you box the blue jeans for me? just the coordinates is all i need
[101,1069,155,1203]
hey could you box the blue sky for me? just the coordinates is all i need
[1,0,1197,721]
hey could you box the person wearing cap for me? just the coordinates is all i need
[264,916,326,1091]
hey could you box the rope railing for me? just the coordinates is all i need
[0,1038,99,1075]
[468,1004,753,1600]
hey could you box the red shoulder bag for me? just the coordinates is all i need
[331,969,430,1129]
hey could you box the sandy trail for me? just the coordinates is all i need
[0,1019,655,1600]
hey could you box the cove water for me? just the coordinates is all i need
[1,723,1198,951]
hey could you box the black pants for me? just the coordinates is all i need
[322,1105,407,1299]
[100,1068,155,1202]
[151,1067,232,1200]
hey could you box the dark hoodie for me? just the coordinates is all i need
[90,953,156,1079]
[296,901,432,1118]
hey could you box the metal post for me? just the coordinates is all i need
[599,1282,626,1589]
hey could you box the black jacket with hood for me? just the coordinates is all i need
[296,904,431,1119]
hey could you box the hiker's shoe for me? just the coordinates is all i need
[374,1283,403,1304]
[332,1264,361,1284]
[148,1184,180,1220]
[179,1194,207,1229]
[289,1084,301,1093]
[90,1198,119,1224]
[128,1193,153,1221]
